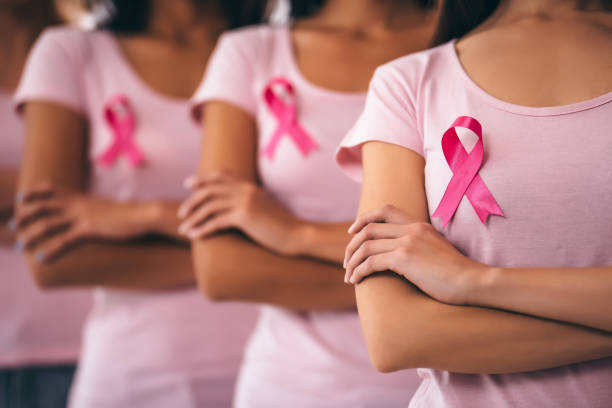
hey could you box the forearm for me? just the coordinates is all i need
[192,232,356,310]
[290,221,351,263]
[470,265,612,332]
[27,240,195,290]
[358,274,612,374]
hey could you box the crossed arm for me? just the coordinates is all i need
[351,141,612,373]
[186,101,356,310]
[16,102,195,290]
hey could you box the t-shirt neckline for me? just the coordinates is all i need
[101,31,191,107]
[447,39,612,117]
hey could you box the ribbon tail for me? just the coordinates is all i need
[261,128,284,160]
[465,175,504,224]
[431,206,454,228]
[96,143,122,167]
[125,142,145,167]
[290,126,318,157]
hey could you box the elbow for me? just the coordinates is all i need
[26,257,70,289]
[191,241,238,302]
[362,324,422,373]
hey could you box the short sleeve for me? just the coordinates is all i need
[190,29,259,121]
[336,64,423,182]
[14,28,86,115]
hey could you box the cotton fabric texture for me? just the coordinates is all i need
[15,27,258,408]
[337,40,612,408]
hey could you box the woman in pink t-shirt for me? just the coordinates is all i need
[14,1,262,406]
[0,2,92,407]
[338,0,612,407]
[178,0,437,406]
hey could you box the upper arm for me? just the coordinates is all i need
[198,101,257,180]
[19,102,87,191]
[355,141,430,371]
[358,141,427,218]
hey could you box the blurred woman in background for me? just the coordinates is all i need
[0,1,92,407]
[179,0,437,405]
[14,0,263,406]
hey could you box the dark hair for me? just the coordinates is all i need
[11,0,61,41]
[433,0,612,46]
[289,0,437,20]
[87,0,267,34]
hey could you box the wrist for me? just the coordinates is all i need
[465,264,503,306]
[123,201,163,235]
[283,221,314,256]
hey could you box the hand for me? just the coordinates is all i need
[343,205,487,305]
[13,184,157,261]
[178,172,304,255]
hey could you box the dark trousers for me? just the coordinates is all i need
[0,365,76,408]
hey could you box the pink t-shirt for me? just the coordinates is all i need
[0,91,91,368]
[192,25,421,407]
[337,40,612,408]
[15,27,258,407]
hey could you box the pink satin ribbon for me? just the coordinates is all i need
[97,94,144,167]
[261,77,318,160]
[432,116,503,227]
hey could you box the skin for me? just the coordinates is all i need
[178,0,438,309]
[343,0,612,372]
[0,1,55,245]
[15,0,225,289]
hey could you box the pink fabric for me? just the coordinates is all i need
[192,25,421,407]
[15,27,258,407]
[0,93,92,369]
[337,40,612,408]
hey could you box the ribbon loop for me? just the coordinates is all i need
[97,94,145,168]
[432,116,503,227]
[261,77,318,160]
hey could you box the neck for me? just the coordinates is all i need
[494,0,597,21]
[312,0,432,35]
[147,0,226,44]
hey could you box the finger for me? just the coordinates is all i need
[185,213,235,240]
[178,198,235,234]
[183,174,199,189]
[348,205,416,234]
[343,223,408,268]
[183,172,237,190]
[350,253,394,284]
[344,238,397,284]
[16,216,72,251]
[14,199,64,229]
[35,228,83,262]
[16,182,56,204]
[177,185,234,218]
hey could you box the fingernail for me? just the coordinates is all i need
[35,251,45,262]
[343,259,346,268]
[15,191,24,204]
[347,223,355,234]
[183,176,196,189]
[13,239,24,252]
[7,218,16,231]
